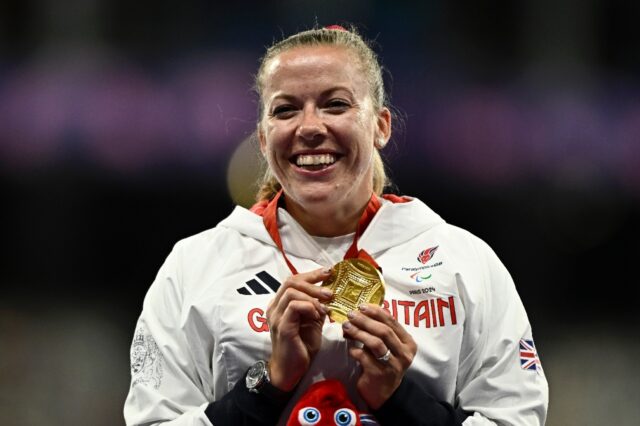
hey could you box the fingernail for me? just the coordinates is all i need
[322,268,332,274]
[320,304,329,314]
[359,304,367,312]
[342,321,351,330]
[347,310,356,319]
[321,289,333,298]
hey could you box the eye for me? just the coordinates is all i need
[271,104,297,118]
[298,407,321,425]
[334,408,356,426]
[325,99,350,112]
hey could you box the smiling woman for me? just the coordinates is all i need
[254,28,391,209]
[124,25,548,426]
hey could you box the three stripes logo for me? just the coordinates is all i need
[237,271,281,295]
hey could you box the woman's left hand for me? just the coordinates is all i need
[342,303,418,410]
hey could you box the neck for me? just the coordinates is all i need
[283,193,372,237]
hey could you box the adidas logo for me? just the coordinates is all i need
[236,271,281,295]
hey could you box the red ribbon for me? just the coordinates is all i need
[250,190,409,275]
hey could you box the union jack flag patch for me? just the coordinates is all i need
[519,339,540,371]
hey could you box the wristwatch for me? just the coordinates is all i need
[245,360,291,402]
[246,360,271,394]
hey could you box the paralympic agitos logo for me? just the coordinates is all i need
[410,272,432,283]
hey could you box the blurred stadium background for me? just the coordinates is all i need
[1,1,639,425]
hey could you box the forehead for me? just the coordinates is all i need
[262,45,367,97]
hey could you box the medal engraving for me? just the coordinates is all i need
[321,258,385,323]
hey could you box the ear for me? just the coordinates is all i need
[375,107,392,149]
[257,126,267,155]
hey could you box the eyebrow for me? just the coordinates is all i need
[269,85,355,104]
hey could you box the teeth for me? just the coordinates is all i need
[295,154,336,166]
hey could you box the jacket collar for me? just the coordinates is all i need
[218,197,445,264]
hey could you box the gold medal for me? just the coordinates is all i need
[321,258,385,323]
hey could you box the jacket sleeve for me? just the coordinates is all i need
[373,375,471,425]
[123,242,293,426]
[124,243,216,426]
[455,238,549,425]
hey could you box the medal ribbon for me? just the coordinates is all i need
[251,189,409,275]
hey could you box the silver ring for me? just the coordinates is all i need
[376,349,391,363]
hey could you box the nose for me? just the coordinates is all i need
[295,106,326,143]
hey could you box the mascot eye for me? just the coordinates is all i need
[298,407,321,425]
[334,408,356,426]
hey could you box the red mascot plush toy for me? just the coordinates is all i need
[286,379,379,426]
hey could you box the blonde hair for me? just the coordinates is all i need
[254,26,391,202]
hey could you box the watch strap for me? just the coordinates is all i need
[246,361,292,404]
[255,376,291,404]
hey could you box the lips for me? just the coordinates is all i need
[295,153,336,166]
[291,152,341,170]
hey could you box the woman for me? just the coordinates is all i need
[125,26,548,425]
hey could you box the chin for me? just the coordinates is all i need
[298,189,335,205]
[286,184,339,207]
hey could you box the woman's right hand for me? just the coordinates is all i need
[266,268,333,392]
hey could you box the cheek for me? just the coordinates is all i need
[335,115,372,145]
[263,145,280,170]
[261,129,283,157]
[262,141,289,178]
[347,120,376,162]
[353,132,376,175]
[264,124,293,153]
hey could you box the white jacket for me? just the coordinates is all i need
[124,197,548,425]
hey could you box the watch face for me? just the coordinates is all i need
[246,360,266,390]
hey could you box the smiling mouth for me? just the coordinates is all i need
[292,153,338,170]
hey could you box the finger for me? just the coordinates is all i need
[348,346,397,371]
[356,303,415,344]
[346,309,417,368]
[290,268,334,301]
[294,267,333,284]
[278,300,326,335]
[343,311,403,356]
[348,346,373,367]
[342,319,399,360]
[269,287,328,321]
[270,268,333,309]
